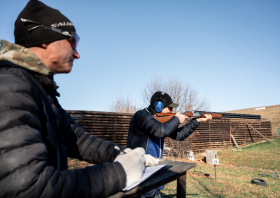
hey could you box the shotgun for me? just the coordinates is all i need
[154,111,261,123]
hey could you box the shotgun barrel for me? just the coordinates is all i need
[193,111,261,119]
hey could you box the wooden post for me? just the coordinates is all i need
[177,172,186,198]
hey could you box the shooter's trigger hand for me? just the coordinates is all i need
[175,112,187,124]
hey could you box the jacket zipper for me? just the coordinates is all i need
[159,138,161,158]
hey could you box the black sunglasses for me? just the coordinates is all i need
[21,18,80,49]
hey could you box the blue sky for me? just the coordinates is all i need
[1,0,279,112]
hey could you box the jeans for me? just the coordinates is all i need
[141,188,161,198]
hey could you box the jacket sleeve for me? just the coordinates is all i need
[133,110,181,138]
[134,110,200,140]
[0,67,125,198]
[168,118,200,140]
[58,105,121,164]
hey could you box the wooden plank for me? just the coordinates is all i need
[231,134,239,149]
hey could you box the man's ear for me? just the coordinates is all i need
[41,43,48,49]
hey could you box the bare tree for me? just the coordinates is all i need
[109,95,138,113]
[143,75,210,112]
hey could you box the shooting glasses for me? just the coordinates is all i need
[21,18,80,49]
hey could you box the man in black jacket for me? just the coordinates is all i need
[0,1,156,197]
[127,91,212,198]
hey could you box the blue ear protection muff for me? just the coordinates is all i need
[155,101,164,112]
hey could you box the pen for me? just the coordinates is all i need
[114,146,127,154]
[119,147,127,154]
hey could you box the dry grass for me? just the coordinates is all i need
[161,162,280,198]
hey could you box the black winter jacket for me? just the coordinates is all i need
[127,106,200,158]
[0,40,126,198]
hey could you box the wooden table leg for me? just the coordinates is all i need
[177,172,186,198]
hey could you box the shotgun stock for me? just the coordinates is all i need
[154,111,261,123]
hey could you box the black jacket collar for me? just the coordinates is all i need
[0,61,60,97]
[146,106,157,115]
[31,72,60,97]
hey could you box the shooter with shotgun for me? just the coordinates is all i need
[126,91,212,198]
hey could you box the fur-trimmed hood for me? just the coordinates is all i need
[0,40,50,75]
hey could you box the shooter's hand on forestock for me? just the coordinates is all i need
[196,114,212,122]
[114,147,145,186]
[175,112,189,124]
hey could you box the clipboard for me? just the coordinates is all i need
[122,164,173,191]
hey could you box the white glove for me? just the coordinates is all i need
[143,154,160,167]
[114,147,146,187]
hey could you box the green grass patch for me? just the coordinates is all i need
[161,163,280,198]
[218,138,280,170]
[161,138,280,197]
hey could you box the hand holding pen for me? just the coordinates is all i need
[114,146,159,167]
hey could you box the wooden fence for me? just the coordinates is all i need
[165,118,272,155]
[67,110,272,153]
[68,110,132,147]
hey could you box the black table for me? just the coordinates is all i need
[108,160,197,198]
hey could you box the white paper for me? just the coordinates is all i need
[122,165,166,191]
